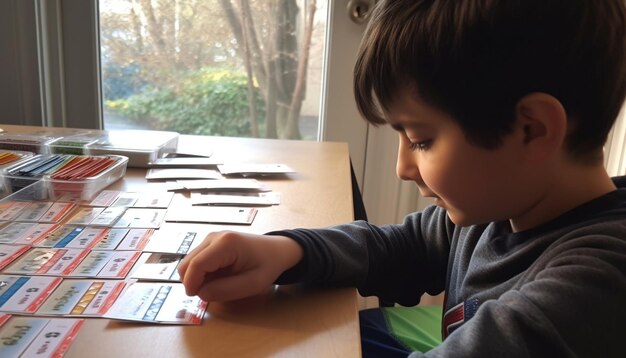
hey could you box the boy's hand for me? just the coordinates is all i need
[178,231,303,302]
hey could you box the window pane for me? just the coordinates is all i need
[99,0,326,140]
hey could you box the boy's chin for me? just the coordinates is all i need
[445,211,490,227]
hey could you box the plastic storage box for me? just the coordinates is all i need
[87,130,179,168]
[0,133,61,154]
[47,132,100,155]
[0,154,128,200]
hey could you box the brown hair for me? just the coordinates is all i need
[354,0,626,157]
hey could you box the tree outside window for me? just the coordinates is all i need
[101,0,324,140]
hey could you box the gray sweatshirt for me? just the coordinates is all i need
[274,177,626,357]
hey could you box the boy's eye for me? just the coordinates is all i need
[409,140,432,151]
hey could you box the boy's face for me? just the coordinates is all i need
[388,91,540,227]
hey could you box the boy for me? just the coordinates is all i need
[179,0,626,356]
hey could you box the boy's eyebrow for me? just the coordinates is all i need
[390,122,430,132]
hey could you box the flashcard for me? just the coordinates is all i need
[0,275,62,313]
[89,206,127,226]
[19,318,84,358]
[176,178,270,192]
[105,282,207,324]
[8,223,58,246]
[61,227,108,250]
[142,230,202,255]
[65,206,105,225]
[190,192,281,206]
[34,225,81,248]
[115,228,154,251]
[0,244,29,270]
[88,190,122,207]
[113,208,167,229]
[111,192,140,207]
[14,201,53,222]
[0,316,49,357]
[217,163,295,176]
[3,248,88,276]
[0,201,31,221]
[0,222,33,244]
[37,279,125,316]
[93,228,128,250]
[145,168,223,180]
[65,251,112,278]
[96,251,141,278]
[133,191,175,208]
[68,250,140,279]
[39,202,76,223]
[165,207,257,225]
[51,192,83,203]
[131,253,183,282]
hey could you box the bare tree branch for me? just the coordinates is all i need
[285,0,316,139]
[238,0,259,137]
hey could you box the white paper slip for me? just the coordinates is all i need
[113,208,167,229]
[0,275,62,313]
[20,318,85,358]
[0,244,29,270]
[0,316,49,357]
[165,207,258,225]
[148,157,221,167]
[105,282,207,324]
[133,191,175,208]
[145,168,223,180]
[131,253,183,282]
[142,230,203,255]
[190,192,281,206]
[177,178,270,191]
[217,163,295,176]
[36,279,126,316]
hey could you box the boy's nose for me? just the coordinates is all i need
[396,137,422,183]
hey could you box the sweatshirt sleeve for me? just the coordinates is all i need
[411,232,626,358]
[271,205,454,306]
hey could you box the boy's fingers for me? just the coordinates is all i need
[181,242,237,296]
[195,270,269,302]
[178,233,214,280]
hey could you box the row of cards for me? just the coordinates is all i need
[0,277,206,324]
[0,315,84,358]
[0,190,175,222]
[0,227,206,271]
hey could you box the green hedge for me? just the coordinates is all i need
[106,68,265,137]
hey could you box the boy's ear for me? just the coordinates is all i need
[515,92,567,157]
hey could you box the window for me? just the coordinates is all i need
[99,0,326,141]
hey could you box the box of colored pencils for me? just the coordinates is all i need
[1,154,128,199]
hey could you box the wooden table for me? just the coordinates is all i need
[0,125,361,357]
